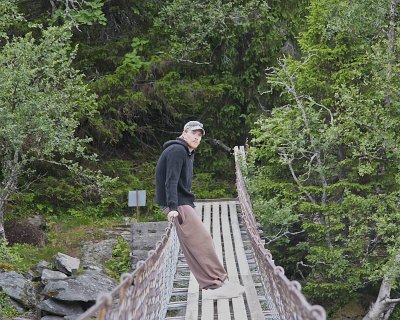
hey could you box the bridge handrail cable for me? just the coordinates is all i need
[76,219,179,320]
[234,146,326,320]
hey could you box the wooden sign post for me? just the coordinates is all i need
[128,190,146,221]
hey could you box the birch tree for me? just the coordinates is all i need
[0,8,100,239]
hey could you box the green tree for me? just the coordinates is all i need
[0,0,23,42]
[153,0,288,145]
[247,0,400,317]
[0,13,104,239]
[84,0,308,175]
[48,0,107,27]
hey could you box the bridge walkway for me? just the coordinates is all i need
[165,200,277,320]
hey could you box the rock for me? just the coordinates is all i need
[131,222,168,270]
[64,315,82,320]
[41,316,64,320]
[37,261,51,273]
[102,227,131,241]
[131,222,168,250]
[38,298,84,316]
[41,269,68,284]
[27,260,51,280]
[0,292,27,319]
[27,215,47,230]
[42,271,116,302]
[10,298,27,313]
[131,249,151,267]
[80,239,118,272]
[83,265,102,272]
[53,253,80,276]
[0,271,36,306]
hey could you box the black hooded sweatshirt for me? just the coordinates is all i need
[155,138,195,211]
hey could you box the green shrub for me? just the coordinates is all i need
[139,205,167,222]
[192,172,236,199]
[0,291,19,318]
[105,238,131,280]
[390,304,400,320]
[0,240,25,272]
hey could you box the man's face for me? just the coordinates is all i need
[182,129,203,150]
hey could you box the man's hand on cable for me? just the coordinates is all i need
[168,210,179,221]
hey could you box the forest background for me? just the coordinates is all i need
[1,0,400,319]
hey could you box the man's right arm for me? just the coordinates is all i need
[165,147,185,211]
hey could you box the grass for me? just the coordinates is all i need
[6,206,167,275]
[10,213,126,273]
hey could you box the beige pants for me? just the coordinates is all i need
[164,205,227,289]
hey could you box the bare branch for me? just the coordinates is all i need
[256,96,270,113]
[265,229,304,245]
[305,95,334,125]
[385,298,400,304]
[208,138,232,153]
[296,260,314,281]
[177,58,211,65]
[286,157,316,204]
[49,0,56,15]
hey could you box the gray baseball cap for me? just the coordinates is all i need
[183,121,205,135]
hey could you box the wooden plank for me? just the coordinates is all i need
[221,201,248,320]
[185,273,199,320]
[201,202,214,320]
[218,300,231,320]
[229,202,264,320]
[184,203,203,320]
[210,202,230,320]
[212,202,223,269]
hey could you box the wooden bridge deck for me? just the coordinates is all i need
[165,200,274,320]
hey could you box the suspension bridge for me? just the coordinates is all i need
[76,147,327,320]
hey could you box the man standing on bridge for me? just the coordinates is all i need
[155,120,245,299]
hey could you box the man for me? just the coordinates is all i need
[155,120,245,299]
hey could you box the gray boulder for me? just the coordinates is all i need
[10,298,27,313]
[53,253,80,276]
[41,269,68,284]
[38,298,84,316]
[80,239,118,272]
[27,215,47,230]
[64,315,82,320]
[40,316,64,320]
[42,271,116,302]
[0,271,36,306]
[27,260,51,280]
[37,260,51,274]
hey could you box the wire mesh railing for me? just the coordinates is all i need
[234,146,326,320]
[76,219,179,320]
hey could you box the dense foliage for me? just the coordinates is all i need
[2,0,400,318]
[247,0,400,317]
[1,0,306,223]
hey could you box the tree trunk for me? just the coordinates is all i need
[0,223,4,240]
[363,256,400,320]
[0,150,22,241]
[363,277,392,320]
[383,304,395,320]
[0,202,5,240]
